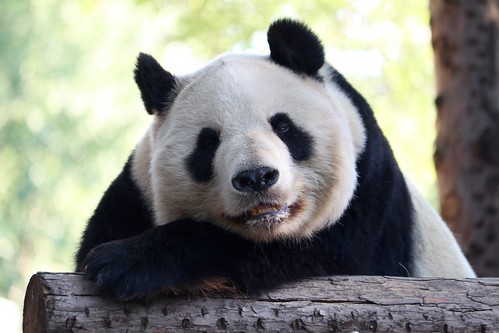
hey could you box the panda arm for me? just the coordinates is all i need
[75,155,154,270]
[82,218,333,300]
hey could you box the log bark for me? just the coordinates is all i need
[23,272,499,332]
[430,0,499,277]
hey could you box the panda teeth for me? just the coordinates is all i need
[247,204,285,218]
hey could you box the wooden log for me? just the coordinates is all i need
[23,272,499,332]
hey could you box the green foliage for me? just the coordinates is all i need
[0,0,436,326]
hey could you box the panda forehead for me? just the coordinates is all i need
[170,55,330,129]
[207,55,324,91]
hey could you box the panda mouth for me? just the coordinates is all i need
[244,203,289,221]
[225,200,302,227]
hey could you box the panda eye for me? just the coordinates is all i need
[270,114,292,136]
[198,128,220,150]
[269,112,313,161]
[274,121,290,134]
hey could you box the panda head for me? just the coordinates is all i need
[133,19,366,241]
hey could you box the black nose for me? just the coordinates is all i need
[232,167,279,192]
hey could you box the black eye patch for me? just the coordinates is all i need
[270,113,313,161]
[186,127,220,182]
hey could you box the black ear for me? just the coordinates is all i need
[134,53,177,115]
[267,19,325,76]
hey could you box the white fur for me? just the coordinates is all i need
[406,178,476,277]
[134,54,366,241]
[131,51,475,277]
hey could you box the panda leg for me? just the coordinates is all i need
[82,218,252,300]
[82,217,337,300]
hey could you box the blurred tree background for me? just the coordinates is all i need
[0,0,434,330]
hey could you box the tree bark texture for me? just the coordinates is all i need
[430,0,499,277]
[23,272,499,333]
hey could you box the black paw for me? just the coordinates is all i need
[80,220,248,300]
[82,237,168,300]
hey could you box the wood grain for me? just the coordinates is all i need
[23,272,499,332]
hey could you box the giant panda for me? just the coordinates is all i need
[76,19,475,300]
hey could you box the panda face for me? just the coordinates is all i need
[145,56,366,241]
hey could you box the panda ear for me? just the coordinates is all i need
[134,53,177,115]
[267,19,325,76]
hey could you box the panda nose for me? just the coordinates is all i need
[232,167,279,192]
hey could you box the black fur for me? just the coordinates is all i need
[75,155,154,270]
[329,68,413,275]
[186,127,220,182]
[270,112,314,161]
[134,53,177,115]
[267,19,325,76]
[76,20,414,300]
[83,217,390,300]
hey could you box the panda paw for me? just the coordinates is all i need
[82,236,170,300]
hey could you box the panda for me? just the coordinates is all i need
[76,19,475,300]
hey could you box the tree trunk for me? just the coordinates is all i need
[23,272,499,333]
[430,0,499,277]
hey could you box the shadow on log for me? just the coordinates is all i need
[23,272,499,332]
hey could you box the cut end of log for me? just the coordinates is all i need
[23,273,48,333]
